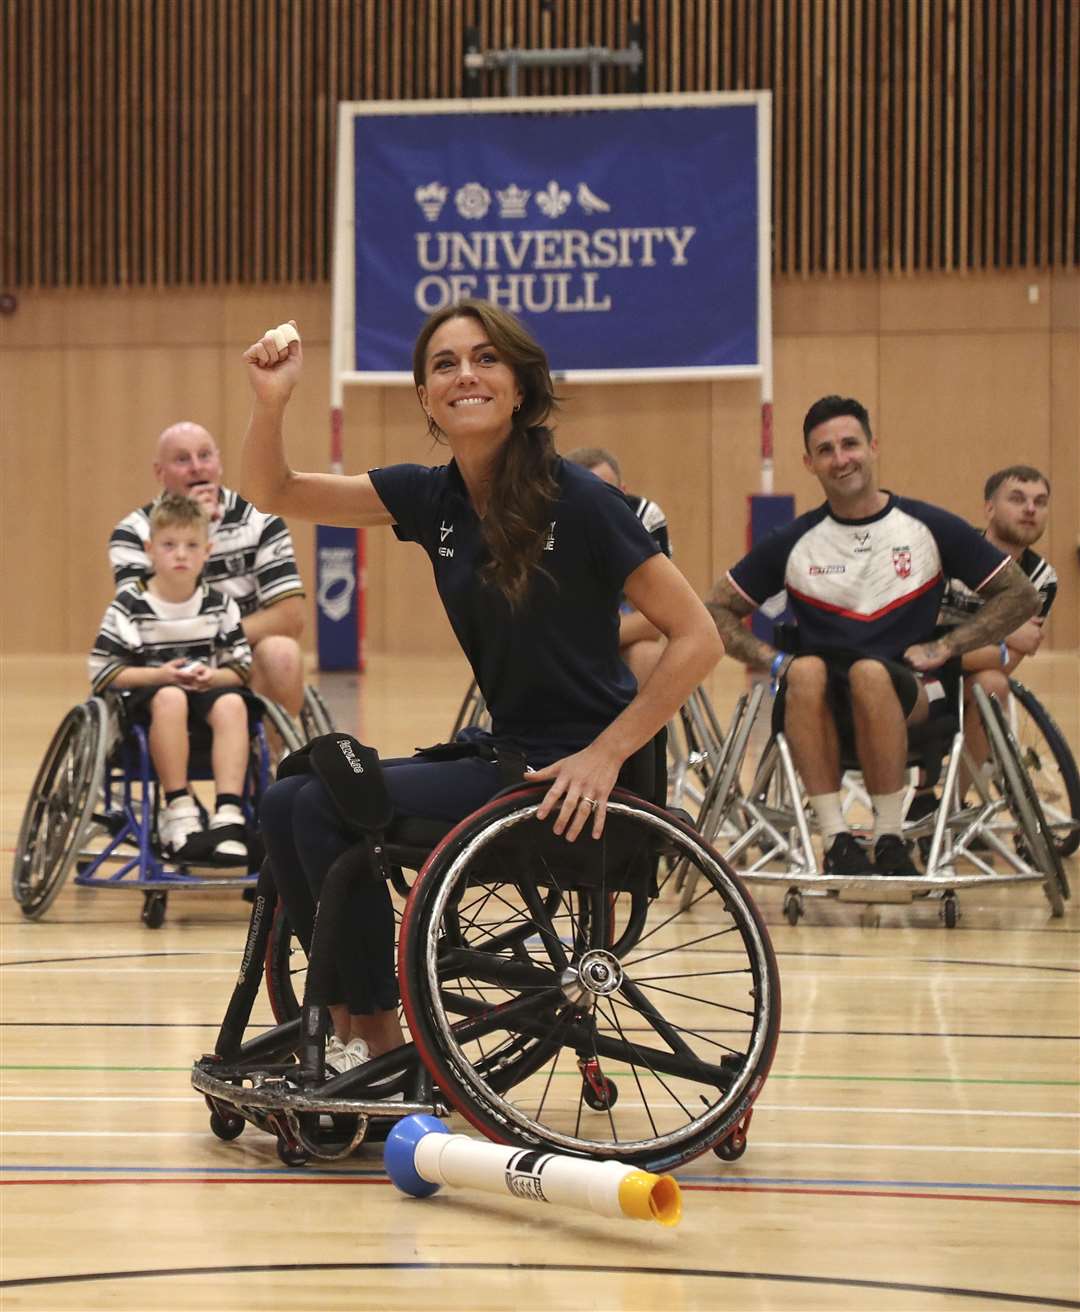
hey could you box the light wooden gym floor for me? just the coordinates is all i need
[2,653,1078,1311]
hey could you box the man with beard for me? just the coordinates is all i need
[706,397,1040,877]
[903,466,1057,819]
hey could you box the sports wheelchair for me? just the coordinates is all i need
[192,739,780,1173]
[684,675,1070,927]
[11,685,334,927]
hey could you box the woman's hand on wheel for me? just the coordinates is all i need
[532,743,623,842]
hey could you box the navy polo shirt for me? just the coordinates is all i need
[369,455,660,765]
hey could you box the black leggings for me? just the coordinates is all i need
[259,755,503,1014]
[258,736,662,1015]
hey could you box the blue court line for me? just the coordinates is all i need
[2,1164,1075,1192]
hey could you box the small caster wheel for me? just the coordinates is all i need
[942,894,959,929]
[714,1133,747,1161]
[276,1137,310,1167]
[859,906,880,929]
[783,890,802,926]
[209,1110,245,1141]
[582,1077,618,1111]
[142,892,166,929]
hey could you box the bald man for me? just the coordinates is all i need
[108,422,306,715]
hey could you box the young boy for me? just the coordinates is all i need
[89,493,255,862]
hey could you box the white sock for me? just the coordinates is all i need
[873,789,907,842]
[808,792,847,843]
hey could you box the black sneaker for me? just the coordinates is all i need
[873,834,920,877]
[823,832,871,875]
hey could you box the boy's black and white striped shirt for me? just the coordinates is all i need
[89,582,253,694]
[108,486,304,617]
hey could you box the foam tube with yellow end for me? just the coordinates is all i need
[384,1114,681,1227]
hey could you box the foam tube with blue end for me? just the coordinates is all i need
[384,1115,681,1227]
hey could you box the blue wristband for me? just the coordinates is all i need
[999,642,1009,667]
[770,652,787,693]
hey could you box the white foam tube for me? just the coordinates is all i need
[413,1131,681,1226]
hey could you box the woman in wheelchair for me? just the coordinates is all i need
[239,301,723,1075]
[88,492,256,863]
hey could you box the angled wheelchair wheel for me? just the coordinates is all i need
[300,685,336,742]
[979,688,1068,915]
[399,784,780,1173]
[12,699,108,919]
[1008,680,1080,859]
[265,904,305,1024]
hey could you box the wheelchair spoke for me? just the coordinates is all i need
[622,923,742,970]
[608,990,749,1059]
[595,997,694,1121]
[628,979,755,1017]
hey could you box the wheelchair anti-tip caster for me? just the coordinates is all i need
[209,1109,245,1141]
[141,891,167,929]
[579,1058,618,1111]
[713,1131,747,1161]
[941,893,959,929]
[783,888,803,926]
[276,1136,311,1167]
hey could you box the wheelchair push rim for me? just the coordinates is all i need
[399,786,780,1173]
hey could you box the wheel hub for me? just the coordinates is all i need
[560,949,623,1004]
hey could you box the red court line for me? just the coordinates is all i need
[2,1178,1076,1205]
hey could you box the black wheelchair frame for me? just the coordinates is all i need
[193,779,781,1173]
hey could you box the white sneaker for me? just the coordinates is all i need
[159,795,204,855]
[209,804,247,861]
[325,1035,371,1075]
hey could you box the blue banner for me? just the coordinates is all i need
[352,104,761,375]
[315,525,360,671]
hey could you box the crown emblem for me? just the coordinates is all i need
[496,183,531,218]
[414,181,448,221]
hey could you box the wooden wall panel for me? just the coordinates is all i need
[0,352,68,652]
[1048,331,1079,652]
[1,274,1077,657]
[60,345,227,652]
[2,0,1078,289]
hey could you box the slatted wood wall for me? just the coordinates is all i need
[2,0,1077,286]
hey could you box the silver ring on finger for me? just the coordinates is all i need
[580,795,598,812]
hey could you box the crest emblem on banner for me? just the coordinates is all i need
[414,181,447,221]
[455,182,491,219]
[892,546,912,578]
[317,547,356,623]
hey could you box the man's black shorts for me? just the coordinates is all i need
[772,650,960,747]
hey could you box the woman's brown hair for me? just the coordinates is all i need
[412,299,560,607]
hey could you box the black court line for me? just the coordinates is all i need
[0,951,223,968]
[2,1020,1077,1042]
[1,1261,1076,1306]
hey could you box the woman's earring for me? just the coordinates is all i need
[513,403,521,413]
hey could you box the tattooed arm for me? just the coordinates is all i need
[904,561,1040,672]
[705,575,780,672]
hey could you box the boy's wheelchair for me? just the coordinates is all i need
[684,679,1070,928]
[192,763,780,1174]
[11,685,333,927]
